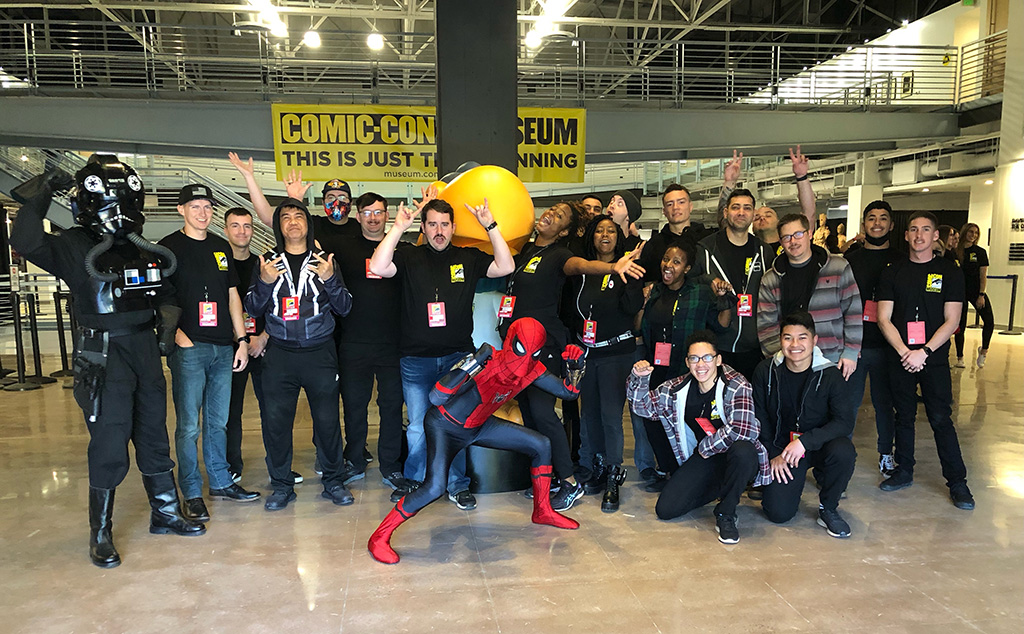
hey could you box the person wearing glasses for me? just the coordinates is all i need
[756,213,862,383]
[627,330,769,544]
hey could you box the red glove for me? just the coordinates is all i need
[562,345,584,362]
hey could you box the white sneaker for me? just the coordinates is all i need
[954,357,965,368]
[977,348,986,369]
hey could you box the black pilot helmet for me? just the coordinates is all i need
[72,154,146,238]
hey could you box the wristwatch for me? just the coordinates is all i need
[237,335,251,344]
[922,346,932,356]
[484,220,498,232]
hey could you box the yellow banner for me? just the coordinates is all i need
[270,104,585,183]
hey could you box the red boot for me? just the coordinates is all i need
[368,498,416,564]
[530,466,579,529]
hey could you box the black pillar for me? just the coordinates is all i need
[434,0,518,176]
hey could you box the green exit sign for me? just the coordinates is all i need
[962,0,976,6]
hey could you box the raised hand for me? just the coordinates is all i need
[789,145,809,179]
[613,240,646,282]
[724,149,743,186]
[393,201,421,232]
[308,251,335,280]
[632,360,654,377]
[466,198,495,228]
[259,253,285,284]
[412,183,439,212]
[283,169,312,199]
[228,151,255,177]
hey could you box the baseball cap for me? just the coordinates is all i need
[322,179,351,198]
[178,183,217,206]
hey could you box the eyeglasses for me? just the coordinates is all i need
[686,354,717,364]
[779,230,808,244]
[359,209,386,217]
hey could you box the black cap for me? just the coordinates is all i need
[321,179,351,198]
[178,184,217,206]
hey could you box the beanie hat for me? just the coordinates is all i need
[613,190,642,223]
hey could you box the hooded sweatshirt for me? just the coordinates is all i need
[756,244,862,364]
[244,198,352,349]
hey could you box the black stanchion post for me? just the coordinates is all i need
[999,274,1021,335]
[25,292,57,385]
[50,289,73,377]
[4,291,41,391]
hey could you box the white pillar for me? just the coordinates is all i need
[847,156,883,233]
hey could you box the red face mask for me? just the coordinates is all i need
[493,317,547,381]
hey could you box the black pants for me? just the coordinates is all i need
[562,398,581,465]
[402,410,552,514]
[80,330,174,489]
[578,351,632,470]
[338,343,405,477]
[762,437,856,521]
[721,349,763,382]
[260,342,345,492]
[888,352,968,486]
[517,385,574,481]
[227,354,263,475]
[955,293,995,355]
[655,440,758,519]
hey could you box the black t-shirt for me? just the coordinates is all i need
[961,245,989,297]
[780,257,817,317]
[779,363,812,435]
[159,230,240,346]
[499,241,574,349]
[234,253,265,335]
[877,255,965,356]
[284,251,308,281]
[332,235,406,349]
[573,271,643,357]
[639,223,709,283]
[393,244,494,357]
[845,246,899,349]
[311,215,361,255]
[646,285,681,345]
[717,231,760,290]
[683,382,720,439]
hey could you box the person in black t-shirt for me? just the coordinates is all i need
[635,184,714,285]
[844,201,901,476]
[160,185,261,523]
[876,211,974,510]
[331,192,415,502]
[954,222,995,369]
[370,194,515,511]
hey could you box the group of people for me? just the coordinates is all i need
[10,145,986,567]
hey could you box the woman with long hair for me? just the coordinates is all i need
[954,223,995,368]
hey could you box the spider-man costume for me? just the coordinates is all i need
[368,317,586,564]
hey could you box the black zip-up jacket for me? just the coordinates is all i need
[751,348,853,454]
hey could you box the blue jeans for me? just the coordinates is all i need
[627,346,656,474]
[400,352,470,494]
[168,342,234,498]
[847,346,895,455]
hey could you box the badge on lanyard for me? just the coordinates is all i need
[737,293,753,318]
[428,301,447,327]
[653,342,672,366]
[789,431,803,444]
[863,300,878,323]
[497,295,516,318]
[365,258,382,279]
[582,319,597,345]
[243,312,257,334]
[907,320,927,345]
[199,301,217,327]
[695,417,717,436]
[282,296,300,321]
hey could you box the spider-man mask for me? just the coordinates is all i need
[494,317,547,380]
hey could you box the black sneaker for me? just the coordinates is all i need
[391,479,421,503]
[448,489,477,510]
[949,482,975,510]
[817,507,852,538]
[229,470,242,484]
[746,485,764,501]
[879,469,914,492]
[362,446,374,464]
[715,513,740,544]
[291,471,304,484]
[550,480,584,512]
[382,472,408,490]
[322,483,355,506]
[314,458,323,476]
[264,489,297,511]
[523,480,560,499]
[339,460,365,486]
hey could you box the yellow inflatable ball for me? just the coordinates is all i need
[437,165,535,255]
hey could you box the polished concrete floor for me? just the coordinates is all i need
[1,330,1022,634]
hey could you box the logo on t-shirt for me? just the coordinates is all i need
[214,251,229,271]
[710,400,720,420]
[601,274,614,291]
[926,273,943,293]
[744,257,753,275]
[969,253,978,262]
[450,264,465,283]
[524,256,542,274]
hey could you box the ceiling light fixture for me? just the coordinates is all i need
[303,30,321,48]
[922,187,930,192]
[269,20,288,38]
[985,179,994,185]
[367,32,385,51]
[525,29,543,49]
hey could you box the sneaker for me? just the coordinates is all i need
[390,479,420,503]
[363,446,374,464]
[382,472,408,490]
[879,469,914,492]
[550,480,584,512]
[448,489,477,510]
[878,454,897,476]
[715,513,740,544]
[977,348,986,369]
[746,485,764,501]
[291,471,304,484]
[949,482,975,510]
[954,357,965,368]
[314,458,323,476]
[523,479,560,499]
[264,489,297,511]
[339,460,365,485]
[229,470,242,484]
[322,483,355,506]
[817,507,852,538]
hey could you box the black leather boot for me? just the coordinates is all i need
[601,466,627,513]
[582,454,607,495]
[89,487,121,568]
[142,471,207,537]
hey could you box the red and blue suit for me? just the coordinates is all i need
[368,317,585,564]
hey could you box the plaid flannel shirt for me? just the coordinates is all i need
[627,365,771,486]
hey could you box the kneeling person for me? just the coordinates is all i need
[627,331,770,544]
[752,312,856,538]
[245,198,354,510]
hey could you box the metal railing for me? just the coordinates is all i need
[0,19,977,109]
[956,30,1006,105]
